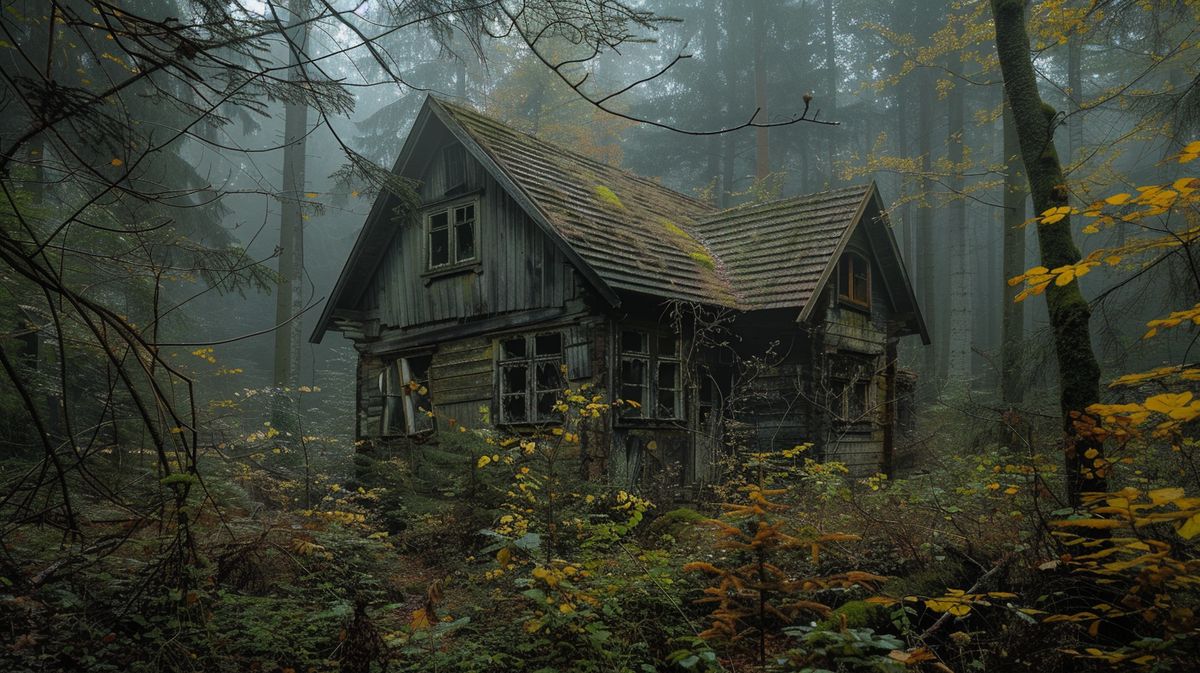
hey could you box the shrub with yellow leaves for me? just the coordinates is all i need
[684,447,884,667]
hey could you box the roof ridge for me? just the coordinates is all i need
[699,183,872,221]
[433,97,714,212]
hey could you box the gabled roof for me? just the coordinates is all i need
[433,100,734,305]
[311,95,927,343]
[695,184,873,311]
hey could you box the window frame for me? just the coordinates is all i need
[617,327,684,422]
[425,198,479,271]
[379,354,434,437]
[496,331,566,425]
[830,377,872,424]
[836,251,871,309]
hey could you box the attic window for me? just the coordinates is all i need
[428,201,477,269]
[837,252,871,308]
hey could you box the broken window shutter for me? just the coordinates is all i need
[565,325,592,381]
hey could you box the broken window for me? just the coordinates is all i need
[380,355,434,436]
[498,332,564,424]
[837,251,871,308]
[618,328,683,420]
[428,202,476,269]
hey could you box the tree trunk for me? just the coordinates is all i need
[823,0,836,184]
[703,0,721,195]
[946,54,971,386]
[990,0,1104,504]
[1000,101,1026,404]
[752,0,769,182]
[272,0,310,429]
[917,67,939,393]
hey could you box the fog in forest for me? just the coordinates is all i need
[2,1,1199,671]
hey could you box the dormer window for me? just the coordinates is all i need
[428,201,477,269]
[837,251,871,308]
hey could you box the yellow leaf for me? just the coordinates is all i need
[477,454,491,468]
[110,158,123,167]
[410,607,431,630]
[1148,487,1184,505]
[305,192,318,198]
[1177,513,1200,540]
[1104,192,1131,205]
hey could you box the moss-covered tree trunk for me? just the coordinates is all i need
[989,0,1104,505]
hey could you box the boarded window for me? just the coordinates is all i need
[498,332,564,424]
[427,201,477,269]
[837,252,871,308]
[380,355,434,436]
[618,327,683,420]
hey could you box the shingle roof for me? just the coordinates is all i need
[435,100,737,305]
[694,185,873,310]
[312,96,925,343]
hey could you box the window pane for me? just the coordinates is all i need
[381,363,403,434]
[621,358,646,386]
[658,361,679,389]
[620,358,646,417]
[657,390,677,419]
[657,334,678,357]
[621,330,645,353]
[405,356,433,433]
[536,333,562,356]
[853,266,869,304]
[536,392,557,420]
[456,204,474,223]
[431,211,448,229]
[501,337,526,360]
[503,395,527,422]
[536,361,561,391]
[621,385,645,417]
[850,381,868,418]
[455,221,475,261]
[429,227,449,267]
[502,364,527,393]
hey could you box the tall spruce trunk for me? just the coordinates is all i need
[947,53,971,386]
[1001,101,1026,404]
[823,0,836,184]
[752,0,769,182]
[917,67,939,393]
[272,0,310,430]
[990,0,1104,504]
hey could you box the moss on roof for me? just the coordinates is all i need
[434,98,873,311]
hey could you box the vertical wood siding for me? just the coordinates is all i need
[363,137,580,330]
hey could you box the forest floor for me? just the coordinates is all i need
[2,404,1197,672]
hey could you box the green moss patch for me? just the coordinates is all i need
[594,185,625,209]
[689,251,715,270]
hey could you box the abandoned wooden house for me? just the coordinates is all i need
[311,95,929,485]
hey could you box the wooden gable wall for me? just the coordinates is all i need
[360,131,585,331]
